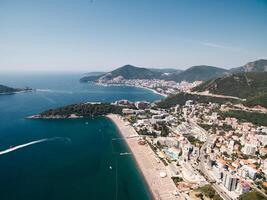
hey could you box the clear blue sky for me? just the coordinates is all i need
[0,0,266,72]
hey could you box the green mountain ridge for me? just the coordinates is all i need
[101,65,163,80]
[157,92,239,109]
[193,72,267,108]
[157,70,267,109]
[230,59,267,73]
[193,72,267,98]
[165,65,229,82]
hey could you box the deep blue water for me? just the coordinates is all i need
[0,73,163,200]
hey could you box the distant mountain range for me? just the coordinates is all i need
[80,59,267,83]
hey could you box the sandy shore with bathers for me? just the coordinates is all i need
[106,114,180,200]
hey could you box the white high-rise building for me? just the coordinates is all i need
[223,171,239,191]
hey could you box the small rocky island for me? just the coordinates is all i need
[0,84,32,94]
[28,103,123,119]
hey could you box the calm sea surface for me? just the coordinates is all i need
[0,72,163,200]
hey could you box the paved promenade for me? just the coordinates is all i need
[107,114,180,200]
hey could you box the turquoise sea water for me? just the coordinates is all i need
[0,73,163,200]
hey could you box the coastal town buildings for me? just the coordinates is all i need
[96,77,202,96]
[113,92,267,199]
[95,74,267,199]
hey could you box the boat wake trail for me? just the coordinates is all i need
[36,89,73,94]
[0,137,71,156]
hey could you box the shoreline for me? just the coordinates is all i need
[107,114,156,200]
[106,114,180,200]
[110,117,155,200]
[95,82,168,98]
[133,85,168,98]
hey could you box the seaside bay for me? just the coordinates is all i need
[0,73,163,200]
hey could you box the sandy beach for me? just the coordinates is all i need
[95,82,168,98]
[133,85,168,98]
[107,114,180,200]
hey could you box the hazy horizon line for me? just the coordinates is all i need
[1,57,267,74]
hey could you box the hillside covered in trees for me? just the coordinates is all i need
[35,103,123,119]
[193,72,267,108]
[157,92,238,109]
